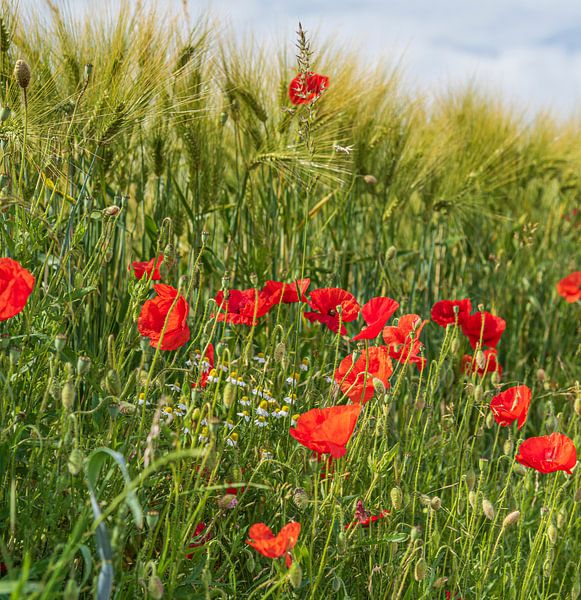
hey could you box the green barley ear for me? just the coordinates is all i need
[0,18,10,53]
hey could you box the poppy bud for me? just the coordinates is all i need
[223,383,236,409]
[433,577,448,589]
[503,439,513,455]
[217,494,238,510]
[485,412,495,429]
[542,554,552,578]
[410,526,421,541]
[288,562,302,588]
[468,491,477,509]
[14,59,31,89]
[385,246,397,261]
[547,523,558,545]
[414,557,428,581]
[390,486,403,510]
[67,448,84,476]
[84,63,93,82]
[273,341,286,363]
[482,498,495,520]
[105,369,122,397]
[474,383,483,403]
[102,205,120,217]
[54,333,67,353]
[513,463,527,476]
[148,574,164,599]
[574,397,581,417]
[0,106,11,121]
[118,401,136,415]
[63,579,80,600]
[450,337,460,353]
[465,470,476,491]
[337,531,348,554]
[373,377,386,397]
[363,174,377,185]
[556,507,567,529]
[292,487,309,511]
[475,350,485,370]
[163,243,176,268]
[61,380,75,411]
[491,370,501,386]
[536,368,546,383]
[419,494,431,507]
[430,496,442,511]
[502,510,520,529]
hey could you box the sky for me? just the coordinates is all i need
[39,0,581,118]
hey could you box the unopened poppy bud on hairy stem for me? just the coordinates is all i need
[430,496,442,511]
[547,523,558,545]
[288,562,302,588]
[482,498,495,520]
[502,510,520,529]
[464,469,476,491]
[414,557,428,581]
[14,59,31,89]
[390,486,403,510]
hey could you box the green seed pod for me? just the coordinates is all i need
[385,246,397,261]
[465,469,476,491]
[146,510,159,529]
[430,496,442,511]
[556,507,567,529]
[67,448,84,476]
[482,498,495,521]
[491,371,501,386]
[273,341,286,363]
[474,384,483,403]
[390,486,403,510]
[574,397,581,417]
[414,557,428,581]
[288,562,302,589]
[246,552,256,573]
[77,355,91,376]
[450,337,460,353]
[61,380,75,411]
[54,334,67,353]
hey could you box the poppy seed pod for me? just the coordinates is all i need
[482,498,495,520]
[54,334,67,353]
[14,59,31,89]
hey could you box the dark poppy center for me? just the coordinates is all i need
[328,309,337,317]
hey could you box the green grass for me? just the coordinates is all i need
[0,2,579,598]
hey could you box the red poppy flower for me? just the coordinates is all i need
[515,432,577,474]
[0,258,35,321]
[489,385,531,429]
[345,500,390,529]
[460,311,506,349]
[382,314,427,371]
[353,296,399,341]
[137,284,190,350]
[186,522,212,558]
[304,287,360,335]
[192,343,214,388]
[556,271,581,303]
[247,522,301,568]
[261,278,310,304]
[334,346,393,403]
[288,72,329,105]
[290,404,361,458]
[213,288,275,326]
[431,298,472,327]
[461,349,502,377]
[129,255,163,281]
[445,593,462,600]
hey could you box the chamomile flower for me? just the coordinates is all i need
[137,393,151,407]
[166,383,181,393]
[224,419,234,430]
[239,395,251,407]
[236,410,251,423]
[207,369,220,384]
[253,352,266,364]
[291,413,300,427]
[300,358,310,371]
[283,393,297,405]
[260,449,273,460]
[256,400,270,417]
[286,372,300,386]
[274,405,290,418]
[226,432,239,447]
[254,415,268,428]
[235,377,247,388]
[198,426,209,444]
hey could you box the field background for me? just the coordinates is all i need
[0,2,579,599]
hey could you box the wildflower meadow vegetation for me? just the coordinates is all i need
[0,3,580,599]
